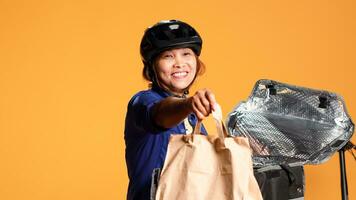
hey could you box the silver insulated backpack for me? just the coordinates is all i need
[227,79,354,167]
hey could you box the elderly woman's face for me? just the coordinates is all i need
[154,48,197,95]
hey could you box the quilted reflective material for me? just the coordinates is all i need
[227,79,354,167]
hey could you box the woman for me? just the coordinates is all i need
[124,20,216,200]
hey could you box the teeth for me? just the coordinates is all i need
[172,72,188,77]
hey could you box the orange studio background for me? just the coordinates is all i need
[0,0,355,199]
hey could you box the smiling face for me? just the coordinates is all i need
[154,48,197,95]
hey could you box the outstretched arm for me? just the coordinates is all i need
[153,89,217,128]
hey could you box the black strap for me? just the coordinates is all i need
[280,164,296,185]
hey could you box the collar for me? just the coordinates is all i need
[151,83,187,98]
[151,83,172,98]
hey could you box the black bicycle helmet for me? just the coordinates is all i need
[140,20,202,65]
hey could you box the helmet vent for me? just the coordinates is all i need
[169,24,179,30]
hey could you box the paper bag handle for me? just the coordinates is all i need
[192,104,228,139]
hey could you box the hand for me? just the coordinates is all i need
[187,89,217,121]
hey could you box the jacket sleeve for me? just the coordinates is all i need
[127,91,168,134]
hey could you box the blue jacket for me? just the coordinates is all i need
[124,85,207,200]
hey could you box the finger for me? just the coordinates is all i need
[204,90,217,111]
[196,90,212,114]
[192,104,206,121]
[192,97,209,117]
[199,94,212,114]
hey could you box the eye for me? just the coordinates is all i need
[183,51,192,56]
[161,53,173,58]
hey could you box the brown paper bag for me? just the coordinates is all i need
[155,105,263,200]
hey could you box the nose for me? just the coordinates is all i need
[173,55,186,68]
